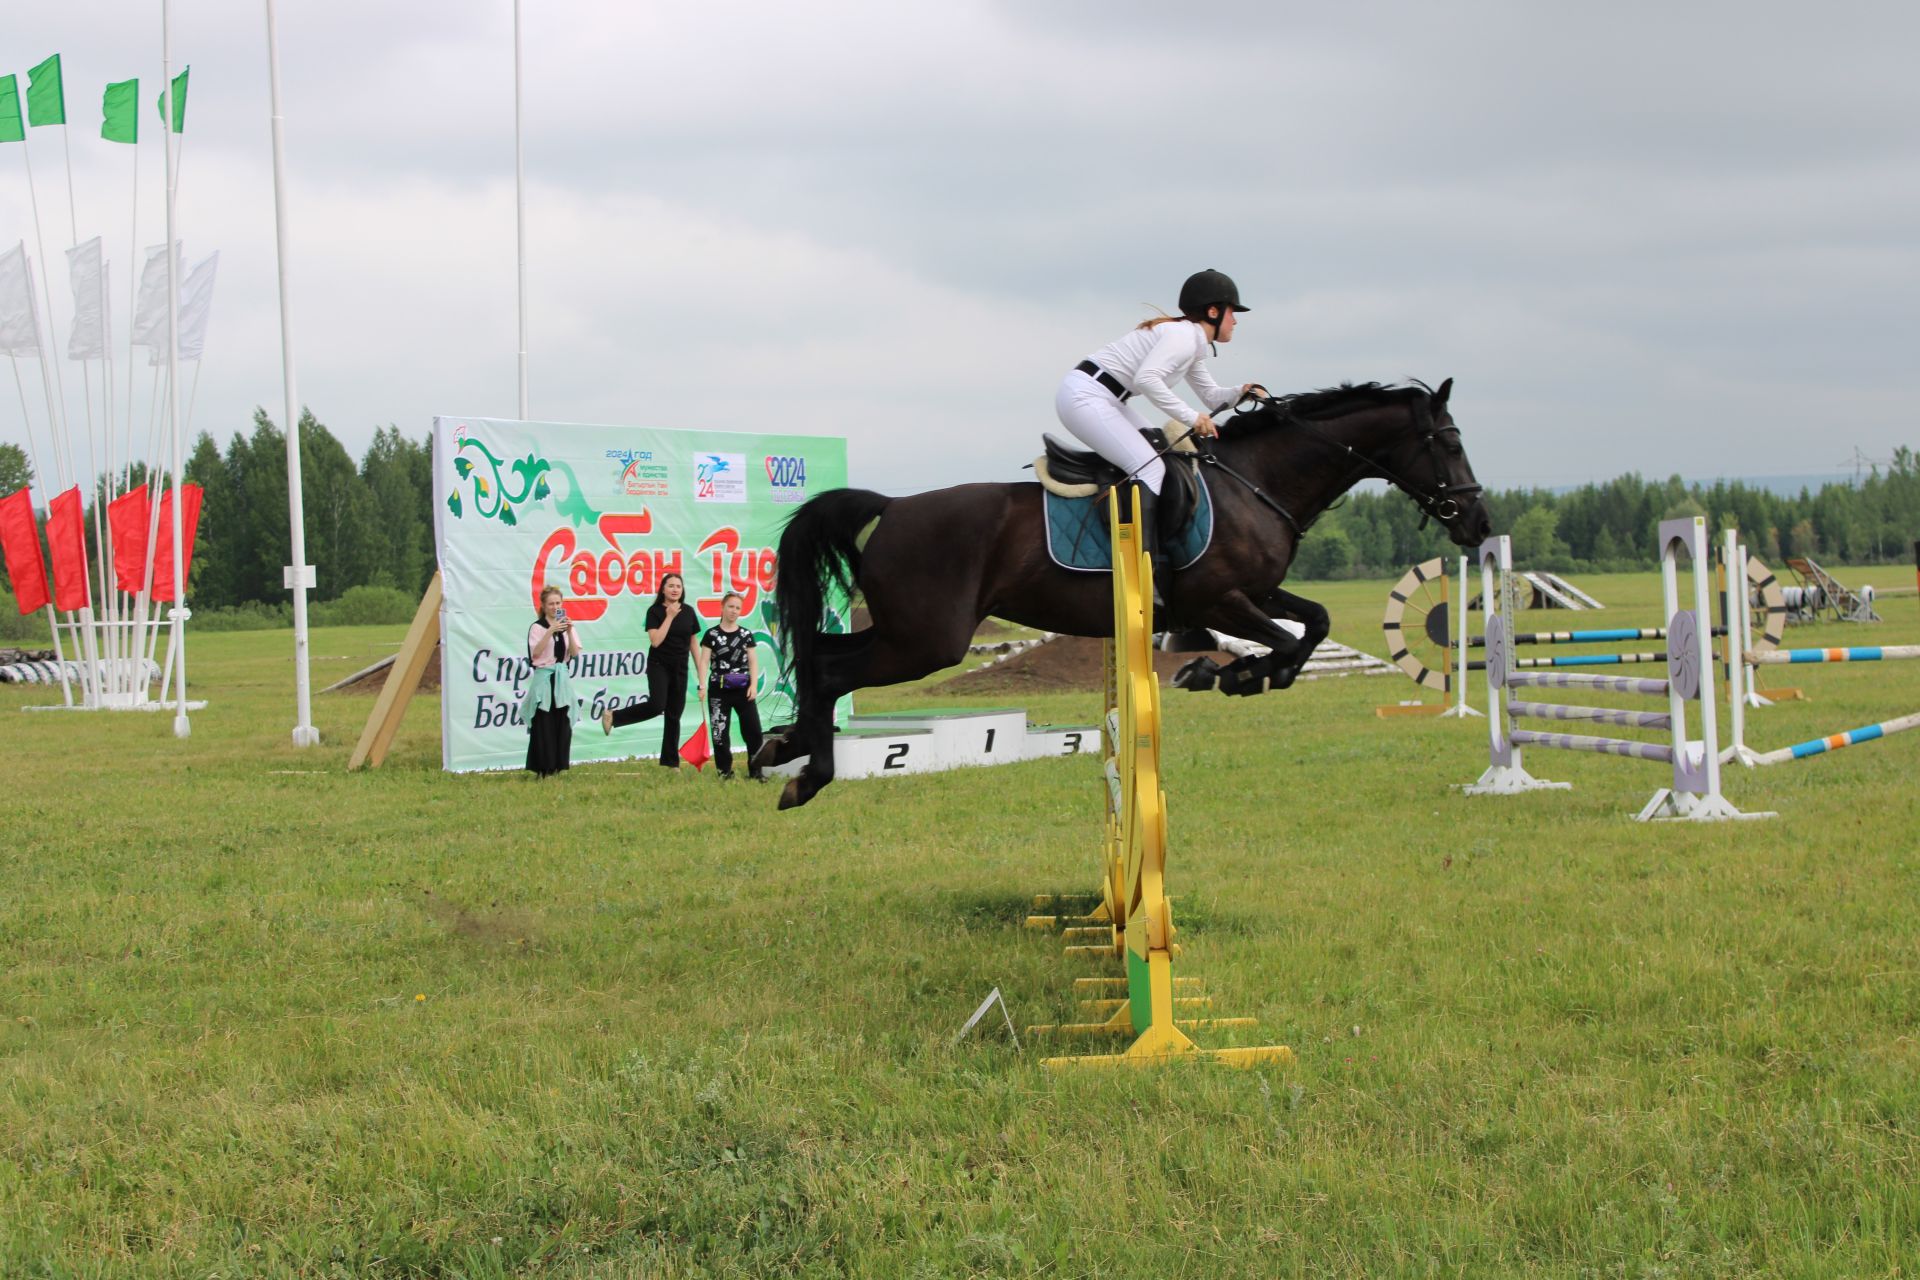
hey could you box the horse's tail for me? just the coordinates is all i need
[772,487,892,683]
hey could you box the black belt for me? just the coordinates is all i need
[1074,360,1131,402]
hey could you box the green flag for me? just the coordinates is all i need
[154,67,188,134]
[0,76,22,144]
[102,78,138,144]
[26,54,65,127]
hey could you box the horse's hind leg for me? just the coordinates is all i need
[775,616,977,810]
[757,631,870,770]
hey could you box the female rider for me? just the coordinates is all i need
[1055,268,1256,604]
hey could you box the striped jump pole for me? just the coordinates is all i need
[1463,518,1771,822]
[1748,646,1920,665]
[1467,651,1667,672]
[1721,564,1920,768]
[1751,711,1920,767]
[1459,626,1720,649]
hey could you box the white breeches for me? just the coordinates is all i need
[1054,371,1165,495]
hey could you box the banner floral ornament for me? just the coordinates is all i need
[447,434,601,527]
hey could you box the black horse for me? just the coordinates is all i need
[756,379,1493,809]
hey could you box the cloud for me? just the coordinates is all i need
[1,0,1916,503]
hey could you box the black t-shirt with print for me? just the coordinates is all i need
[701,624,755,680]
[644,600,699,664]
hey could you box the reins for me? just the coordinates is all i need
[1095,388,1483,543]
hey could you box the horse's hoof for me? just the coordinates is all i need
[777,778,808,810]
[1270,664,1300,691]
[755,735,800,769]
[1172,657,1219,691]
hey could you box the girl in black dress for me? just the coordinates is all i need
[601,571,698,768]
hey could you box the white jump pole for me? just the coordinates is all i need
[161,0,190,738]
[1720,530,1762,767]
[1462,536,1565,795]
[265,0,318,747]
[1438,553,1483,718]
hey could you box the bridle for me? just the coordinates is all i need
[1227,391,1483,530]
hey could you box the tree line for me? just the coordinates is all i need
[1292,447,1920,579]
[0,412,434,631]
[4,427,1917,624]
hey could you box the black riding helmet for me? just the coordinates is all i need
[1178,269,1250,324]
[1179,269,1248,354]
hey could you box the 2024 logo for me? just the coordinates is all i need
[764,455,806,487]
[765,455,807,503]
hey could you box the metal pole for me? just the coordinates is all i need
[1439,552,1482,718]
[265,0,319,746]
[514,0,528,419]
[162,0,190,737]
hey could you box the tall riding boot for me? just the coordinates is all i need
[1133,483,1172,612]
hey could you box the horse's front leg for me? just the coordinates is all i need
[1193,589,1324,695]
[1249,585,1330,672]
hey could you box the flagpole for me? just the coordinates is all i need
[161,0,191,738]
[8,349,73,706]
[22,250,97,707]
[63,115,118,702]
[17,138,74,491]
[264,0,318,747]
[514,0,528,419]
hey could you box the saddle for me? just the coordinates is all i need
[1031,426,1202,539]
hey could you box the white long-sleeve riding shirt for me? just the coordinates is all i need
[1081,320,1237,430]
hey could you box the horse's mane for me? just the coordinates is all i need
[1236,383,1436,437]
[1266,380,1433,424]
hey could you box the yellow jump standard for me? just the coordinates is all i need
[1033,488,1292,1070]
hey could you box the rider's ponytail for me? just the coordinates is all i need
[1134,310,1187,331]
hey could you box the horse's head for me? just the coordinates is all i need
[1377,378,1493,548]
[1225,378,1493,548]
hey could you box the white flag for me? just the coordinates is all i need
[0,243,41,357]
[67,237,108,361]
[131,242,180,351]
[175,251,218,362]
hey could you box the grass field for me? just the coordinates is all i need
[4,562,1919,1278]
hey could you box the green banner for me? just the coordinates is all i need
[432,416,851,773]
[26,54,64,127]
[0,77,23,144]
[102,78,138,144]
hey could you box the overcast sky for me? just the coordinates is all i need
[3,0,1916,498]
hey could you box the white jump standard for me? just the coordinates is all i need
[1719,543,1920,768]
[1464,518,1771,822]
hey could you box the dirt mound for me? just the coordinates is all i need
[850,607,1011,642]
[939,634,1234,695]
[0,648,55,665]
[330,647,443,695]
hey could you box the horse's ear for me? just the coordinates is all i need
[1434,377,1453,408]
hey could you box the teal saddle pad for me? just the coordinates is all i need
[1043,472,1214,573]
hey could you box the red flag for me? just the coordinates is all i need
[45,486,91,611]
[149,483,203,600]
[0,487,51,614]
[107,486,151,594]
[680,722,713,771]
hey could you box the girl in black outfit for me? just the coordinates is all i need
[696,591,765,781]
[601,571,699,767]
